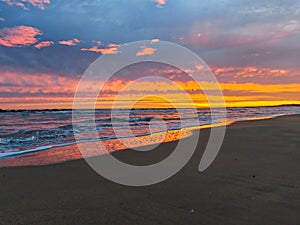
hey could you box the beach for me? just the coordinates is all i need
[0,115,299,225]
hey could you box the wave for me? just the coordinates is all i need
[0,106,300,163]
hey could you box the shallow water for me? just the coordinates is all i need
[0,106,299,163]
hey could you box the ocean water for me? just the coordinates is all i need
[0,106,300,163]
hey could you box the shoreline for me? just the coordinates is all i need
[0,113,299,168]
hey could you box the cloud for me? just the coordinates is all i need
[81,44,120,55]
[136,46,157,56]
[107,43,119,48]
[209,65,300,85]
[0,18,4,21]
[58,38,80,46]
[0,71,76,89]
[0,70,78,109]
[0,25,42,47]
[183,19,300,51]
[81,46,102,53]
[153,0,166,8]
[1,0,26,9]
[1,65,300,109]
[213,67,290,79]
[93,40,102,46]
[34,41,54,49]
[27,0,50,10]
[0,44,98,77]
[151,38,160,43]
[1,0,50,10]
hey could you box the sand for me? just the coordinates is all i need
[0,115,299,225]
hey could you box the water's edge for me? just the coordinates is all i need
[1,113,299,168]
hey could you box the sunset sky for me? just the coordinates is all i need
[1,0,300,109]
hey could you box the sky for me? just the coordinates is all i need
[0,0,300,109]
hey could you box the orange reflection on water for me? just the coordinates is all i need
[0,129,193,167]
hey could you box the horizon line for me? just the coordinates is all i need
[1,104,300,112]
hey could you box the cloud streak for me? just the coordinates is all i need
[214,67,290,79]
[58,38,80,46]
[34,41,54,49]
[81,44,120,55]
[1,0,50,10]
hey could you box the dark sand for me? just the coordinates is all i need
[0,115,300,225]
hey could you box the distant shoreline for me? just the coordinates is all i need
[1,104,300,112]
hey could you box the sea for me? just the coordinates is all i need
[0,106,300,166]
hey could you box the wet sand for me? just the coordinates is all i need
[0,115,300,225]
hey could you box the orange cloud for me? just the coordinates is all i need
[58,38,80,46]
[107,43,119,48]
[2,63,300,109]
[136,46,157,56]
[34,41,54,49]
[153,0,166,8]
[220,82,300,94]
[2,73,300,109]
[91,79,300,108]
[0,25,42,47]
[81,44,120,55]
[2,0,50,10]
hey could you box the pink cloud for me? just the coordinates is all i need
[1,0,50,10]
[151,38,160,43]
[153,0,166,8]
[34,41,54,49]
[0,25,42,47]
[93,40,102,46]
[58,38,81,46]
[136,46,157,56]
[2,0,26,9]
[180,20,300,50]
[81,44,120,55]
[212,67,295,79]
[27,0,50,10]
